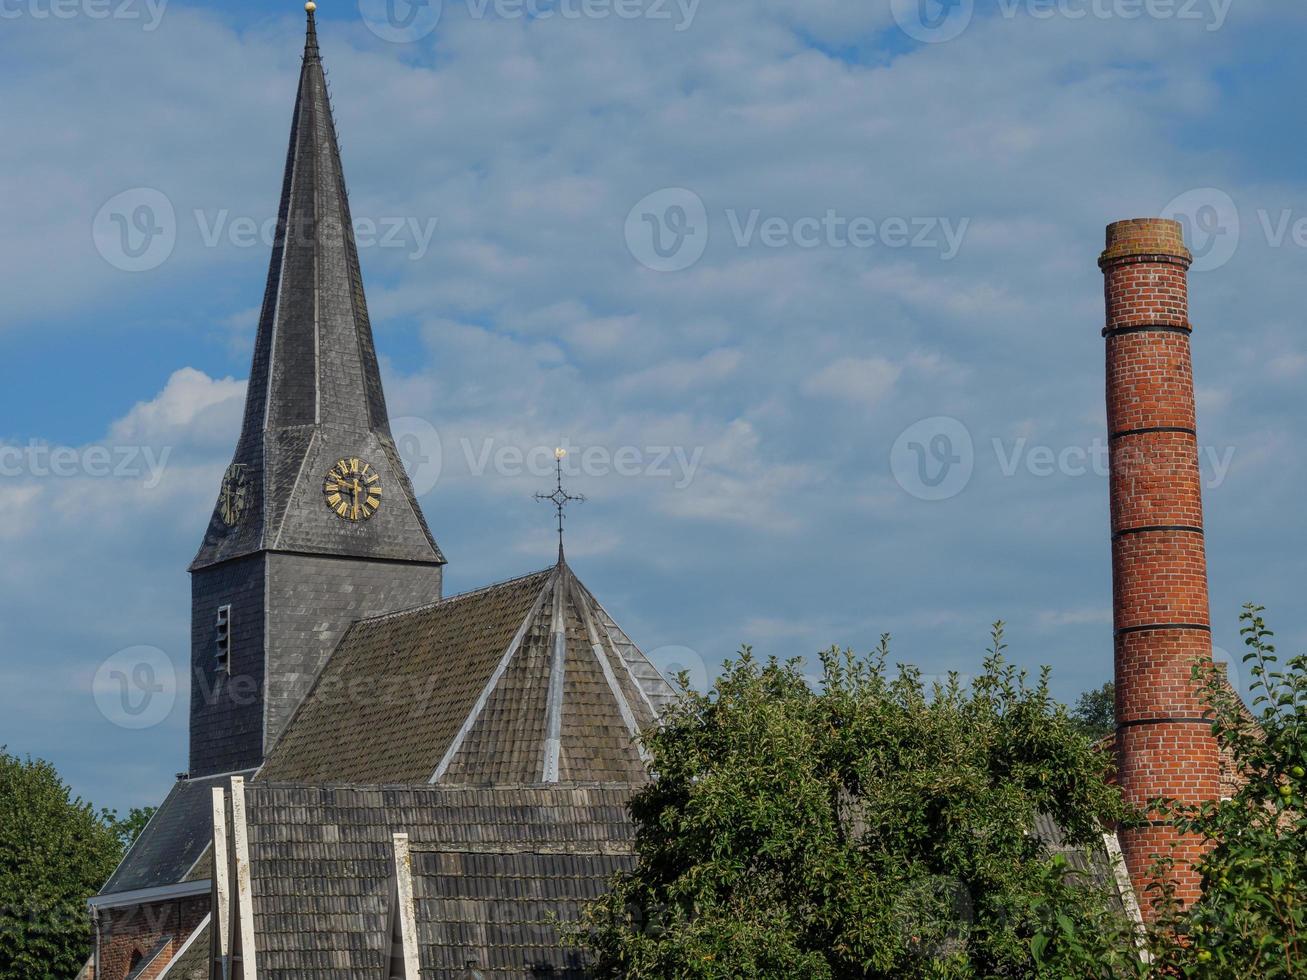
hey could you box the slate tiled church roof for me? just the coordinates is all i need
[190,8,441,571]
[258,561,676,785]
[242,782,638,978]
[100,561,675,900]
[99,770,253,896]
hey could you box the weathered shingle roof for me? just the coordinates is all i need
[100,561,671,907]
[100,771,253,896]
[1031,812,1118,892]
[242,782,638,978]
[412,848,632,978]
[259,562,675,786]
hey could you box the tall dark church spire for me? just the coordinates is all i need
[188,10,445,776]
[193,4,442,570]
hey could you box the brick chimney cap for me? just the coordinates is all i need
[1099,218,1193,268]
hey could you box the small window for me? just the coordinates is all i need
[216,605,232,673]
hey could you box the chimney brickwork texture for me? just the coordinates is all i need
[1099,218,1221,912]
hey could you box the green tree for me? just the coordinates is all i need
[574,628,1142,978]
[0,750,123,980]
[1072,682,1115,742]
[102,807,156,853]
[1147,605,1307,977]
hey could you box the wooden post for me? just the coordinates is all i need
[211,787,231,977]
[229,777,258,978]
[390,834,421,980]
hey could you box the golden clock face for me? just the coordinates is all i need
[323,457,382,522]
[218,463,249,526]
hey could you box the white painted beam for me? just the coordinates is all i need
[230,776,258,979]
[541,578,567,782]
[211,787,231,971]
[570,571,646,758]
[429,568,556,783]
[389,834,421,980]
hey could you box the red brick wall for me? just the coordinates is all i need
[95,895,209,980]
[1099,218,1221,913]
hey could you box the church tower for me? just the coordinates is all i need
[188,10,445,777]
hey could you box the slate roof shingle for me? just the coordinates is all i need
[242,782,638,978]
[100,770,253,896]
[258,564,674,787]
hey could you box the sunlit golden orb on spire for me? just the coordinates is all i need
[305,1,316,11]
[555,447,567,460]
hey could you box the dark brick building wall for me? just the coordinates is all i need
[94,896,208,980]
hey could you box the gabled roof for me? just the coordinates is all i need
[96,562,674,902]
[99,770,254,897]
[191,9,441,570]
[258,562,677,785]
[241,782,638,978]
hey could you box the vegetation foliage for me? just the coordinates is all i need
[578,609,1307,978]
[575,627,1139,977]
[1145,606,1306,978]
[1071,682,1116,742]
[0,749,152,980]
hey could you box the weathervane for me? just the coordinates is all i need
[535,448,585,562]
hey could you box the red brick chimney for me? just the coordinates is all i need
[1099,218,1221,913]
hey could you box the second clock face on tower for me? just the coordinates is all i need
[323,457,383,522]
[218,463,250,526]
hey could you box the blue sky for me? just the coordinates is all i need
[2,0,1305,816]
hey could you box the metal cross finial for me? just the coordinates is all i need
[535,448,585,562]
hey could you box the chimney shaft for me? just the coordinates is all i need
[1099,218,1220,912]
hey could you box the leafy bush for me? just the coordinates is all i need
[1147,606,1306,978]
[574,628,1140,978]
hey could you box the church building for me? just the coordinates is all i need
[85,6,1241,979]
[87,8,675,978]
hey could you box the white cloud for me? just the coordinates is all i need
[109,367,245,445]
[656,418,810,529]
[1,369,240,542]
[802,356,901,407]
[1037,608,1113,629]
[1195,385,1231,416]
[617,348,743,395]
[1267,351,1307,379]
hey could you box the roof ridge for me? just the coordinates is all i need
[249,779,641,791]
[428,568,560,783]
[351,564,556,626]
[408,843,636,856]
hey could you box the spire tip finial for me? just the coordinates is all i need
[535,447,585,563]
[303,0,320,59]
